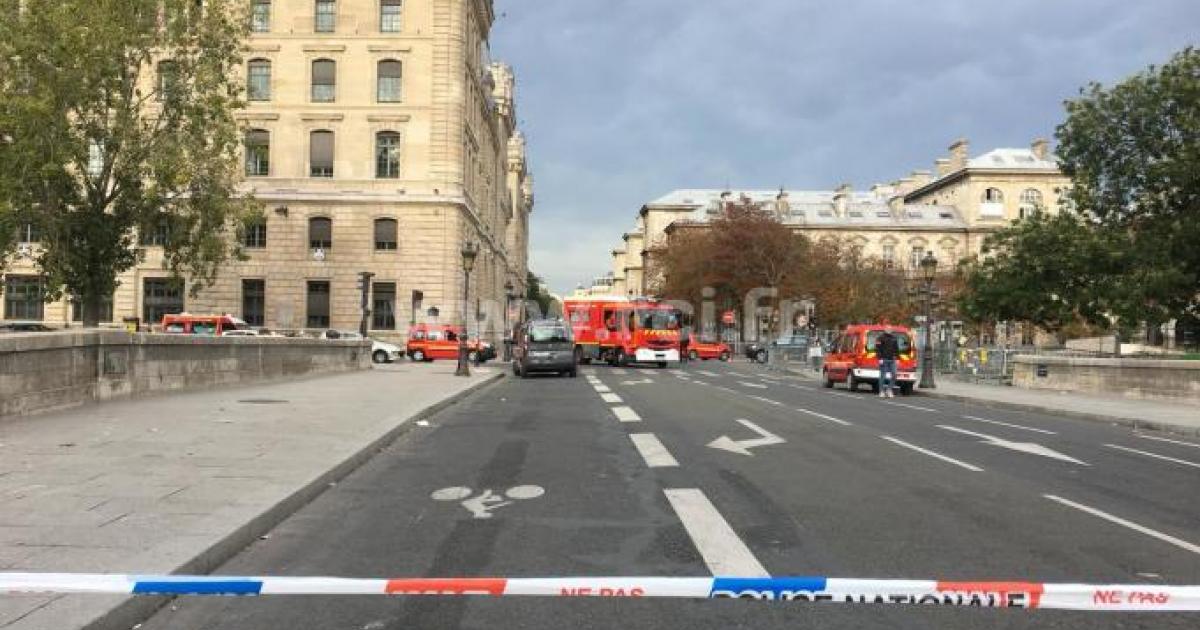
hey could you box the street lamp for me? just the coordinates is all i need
[456,241,479,377]
[919,251,938,389]
[503,280,515,361]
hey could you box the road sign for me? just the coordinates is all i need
[722,310,736,325]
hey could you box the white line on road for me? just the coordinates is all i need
[592,384,611,393]
[825,390,860,400]
[738,381,768,389]
[630,433,679,468]
[881,436,984,472]
[886,401,939,413]
[789,383,814,390]
[612,369,628,375]
[611,406,642,423]
[664,489,770,577]
[794,407,852,426]
[1044,495,1200,556]
[962,414,1056,435]
[1104,444,1200,469]
[1137,434,1200,450]
[939,425,1086,465]
[640,369,659,376]
[748,395,783,406]
[600,393,624,404]
[697,370,720,377]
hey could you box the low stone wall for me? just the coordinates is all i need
[1012,355,1200,402]
[0,331,370,418]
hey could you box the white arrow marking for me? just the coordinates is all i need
[738,381,768,389]
[708,419,786,456]
[938,425,1087,465]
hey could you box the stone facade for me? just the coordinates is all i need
[2,0,531,343]
[609,138,1069,296]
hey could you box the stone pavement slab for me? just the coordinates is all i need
[0,363,500,630]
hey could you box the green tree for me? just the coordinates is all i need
[525,271,554,318]
[0,0,255,325]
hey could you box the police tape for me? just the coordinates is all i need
[1,574,1198,611]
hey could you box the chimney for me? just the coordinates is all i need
[833,183,852,217]
[1031,137,1049,161]
[948,138,969,171]
[910,170,932,188]
[934,158,952,177]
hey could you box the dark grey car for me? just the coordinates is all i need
[512,320,578,378]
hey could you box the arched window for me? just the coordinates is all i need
[308,217,332,250]
[377,60,402,102]
[380,0,402,32]
[982,187,1004,203]
[374,218,398,250]
[1018,188,1043,219]
[244,129,270,177]
[309,130,334,177]
[375,131,401,178]
[311,59,336,102]
[251,0,271,32]
[315,0,336,32]
[247,59,271,101]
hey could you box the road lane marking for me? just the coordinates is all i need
[600,393,623,404]
[708,419,786,456]
[748,395,783,406]
[663,489,770,577]
[1137,434,1200,450]
[825,390,860,399]
[886,402,938,413]
[881,436,984,472]
[939,425,1086,465]
[640,369,659,376]
[789,383,814,390]
[621,378,654,386]
[1104,444,1200,469]
[794,407,852,426]
[592,384,611,393]
[1044,495,1200,556]
[738,381,768,389]
[612,369,628,375]
[630,434,679,468]
[697,370,720,377]
[962,414,1056,435]
[611,406,642,423]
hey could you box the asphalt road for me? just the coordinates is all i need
[141,360,1200,629]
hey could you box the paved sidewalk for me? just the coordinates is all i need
[0,363,501,630]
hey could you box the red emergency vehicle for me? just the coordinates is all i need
[822,324,918,394]
[688,340,732,361]
[563,297,682,368]
[406,324,491,363]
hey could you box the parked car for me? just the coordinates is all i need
[0,321,56,333]
[406,324,493,363]
[321,329,404,364]
[822,324,918,394]
[512,319,578,378]
[688,339,732,361]
[744,333,811,363]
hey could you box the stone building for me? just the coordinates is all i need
[2,0,532,343]
[609,138,1068,297]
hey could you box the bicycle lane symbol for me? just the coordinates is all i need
[430,485,546,519]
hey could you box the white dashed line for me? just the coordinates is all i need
[1137,434,1200,450]
[825,390,860,399]
[886,401,939,413]
[1104,444,1200,469]
[697,370,720,377]
[600,393,624,404]
[738,381,768,389]
[748,395,783,406]
[962,414,1056,435]
[789,383,814,390]
[794,407,852,426]
[630,433,680,468]
[611,406,642,423]
[612,369,628,375]
[1044,495,1200,556]
[592,384,611,393]
[881,436,984,472]
[640,369,659,376]
[664,489,770,577]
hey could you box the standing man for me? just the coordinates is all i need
[875,328,899,398]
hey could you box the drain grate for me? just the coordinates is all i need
[237,399,290,405]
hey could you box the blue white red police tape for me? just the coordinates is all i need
[1,574,1198,611]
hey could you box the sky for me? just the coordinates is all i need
[489,0,1199,295]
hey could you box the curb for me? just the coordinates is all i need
[82,371,505,630]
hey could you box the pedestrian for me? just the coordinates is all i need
[875,328,900,398]
[680,326,691,365]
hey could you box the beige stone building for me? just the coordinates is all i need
[2,0,532,343]
[610,138,1068,297]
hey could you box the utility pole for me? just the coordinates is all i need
[358,272,375,338]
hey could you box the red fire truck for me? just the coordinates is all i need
[563,296,682,368]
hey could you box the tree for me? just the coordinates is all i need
[525,271,554,318]
[0,0,255,325]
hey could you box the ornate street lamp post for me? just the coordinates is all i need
[503,280,515,361]
[456,241,479,377]
[919,251,939,389]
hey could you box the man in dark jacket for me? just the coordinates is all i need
[875,329,900,398]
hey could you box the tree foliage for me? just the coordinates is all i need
[0,0,255,324]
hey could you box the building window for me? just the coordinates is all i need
[377,60,402,102]
[374,218,398,251]
[3,276,44,321]
[156,61,178,101]
[380,0,402,32]
[309,130,334,177]
[982,187,1004,203]
[251,0,271,32]
[140,219,170,247]
[881,244,895,269]
[244,219,267,248]
[16,223,40,244]
[71,293,114,323]
[1019,188,1043,218]
[909,246,925,270]
[309,217,332,250]
[375,131,401,178]
[247,59,271,101]
[314,0,336,33]
[372,282,397,330]
[242,279,266,326]
[244,129,270,177]
[311,59,336,102]
[87,140,104,178]
[143,278,184,326]
[306,281,331,328]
